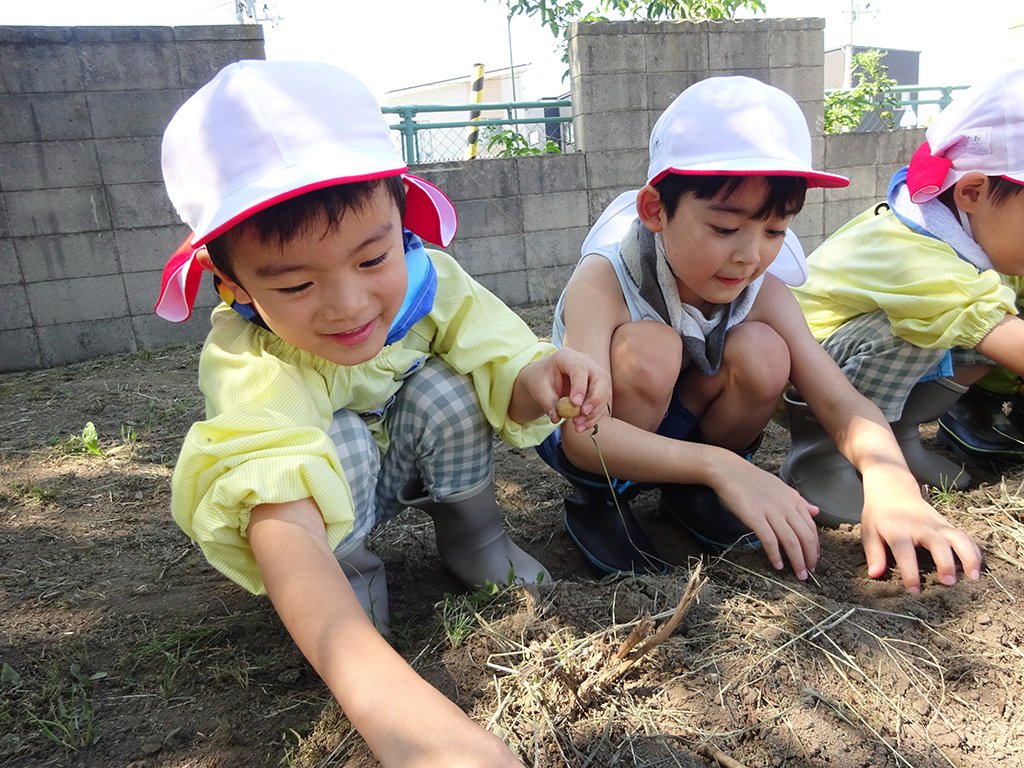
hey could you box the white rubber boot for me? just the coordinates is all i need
[398,473,551,588]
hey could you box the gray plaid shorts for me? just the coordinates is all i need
[821,310,949,421]
[326,355,495,555]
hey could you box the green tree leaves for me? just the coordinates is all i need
[824,49,900,134]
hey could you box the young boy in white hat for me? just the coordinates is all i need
[156,59,609,767]
[538,75,981,593]
[790,67,1024,513]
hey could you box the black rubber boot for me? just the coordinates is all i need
[659,433,762,553]
[891,378,971,489]
[563,484,668,575]
[535,434,666,575]
[937,384,1024,468]
[658,484,760,553]
[1007,392,1024,436]
[779,391,864,527]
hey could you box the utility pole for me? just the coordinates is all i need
[235,0,283,27]
[843,0,855,88]
[843,0,880,88]
[507,15,518,120]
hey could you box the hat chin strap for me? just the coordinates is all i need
[957,207,975,240]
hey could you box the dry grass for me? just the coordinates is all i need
[287,478,1024,767]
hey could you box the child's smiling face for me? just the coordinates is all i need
[207,184,409,366]
[639,177,795,313]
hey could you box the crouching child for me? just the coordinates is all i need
[155,60,609,767]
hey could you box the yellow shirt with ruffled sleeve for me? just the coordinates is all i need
[793,205,1018,350]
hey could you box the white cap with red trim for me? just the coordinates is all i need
[579,76,845,286]
[647,76,849,189]
[155,59,457,322]
[907,66,1024,204]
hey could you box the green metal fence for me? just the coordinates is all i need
[824,83,970,129]
[887,84,970,127]
[387,85,965,165]
[382,100,573,165]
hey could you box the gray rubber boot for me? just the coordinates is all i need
[398,473,552,588]
[891,378,971,490]
[779,391,865,527]
[336,539,390,636]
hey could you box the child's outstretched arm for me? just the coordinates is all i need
[808,384,981,592]
[764,278,983,592]
[248,499,524,768]
[508,346,612,433]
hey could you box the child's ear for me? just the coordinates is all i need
[636,184,667,233]
[195,247,254,304]
[951,172,989,213]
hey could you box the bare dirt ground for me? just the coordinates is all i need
[3,303,1024,768]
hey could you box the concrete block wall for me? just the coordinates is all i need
[415,152,591,309]
[0,25,265,372]
[821,128,925,238]
[0,20,927,372]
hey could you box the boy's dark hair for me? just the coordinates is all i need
[988,176,1024,205]
[653,174,808,221]
[206,176,407,280]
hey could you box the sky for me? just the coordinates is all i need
[746,0,1020,89]
[1,0,1019,100]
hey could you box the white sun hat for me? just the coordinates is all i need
[155,59,457,322]
[907,66,1024,204]
[647,75,849,189]
[580,76,846,286]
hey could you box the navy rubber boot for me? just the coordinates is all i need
[536,433,667,575]
[659,433,762,552]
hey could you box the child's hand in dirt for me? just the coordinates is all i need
[378,711,525,768]
[713,459,821,580]
[362,679,525,768]
[860,482,982,593]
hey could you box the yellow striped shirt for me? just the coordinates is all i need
[793,205,1021,349]
[171,249,557,593]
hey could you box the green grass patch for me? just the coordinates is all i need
[132,625,229,700]
[21,645,106,752]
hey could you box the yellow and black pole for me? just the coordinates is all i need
[465,63,485,160]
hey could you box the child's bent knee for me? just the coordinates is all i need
[724,323,791,387]
[611,322,682,398]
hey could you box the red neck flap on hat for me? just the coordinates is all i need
[906,141,953,204]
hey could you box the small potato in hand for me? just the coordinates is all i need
[555,396,581,420]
